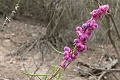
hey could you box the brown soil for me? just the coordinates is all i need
[0,19,119,80]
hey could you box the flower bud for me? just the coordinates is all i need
[60,61,66,68]
[82,23,88,29]
[67,58,72,63]
[64,55,70,60]
[64,46,71,52]
[76,26,83,31]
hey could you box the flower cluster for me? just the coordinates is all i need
[60,47,79,68]
[60,4,109,68]
[90,4,109,20]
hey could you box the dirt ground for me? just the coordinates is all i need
[0,19,119,80]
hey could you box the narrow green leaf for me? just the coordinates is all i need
[52,65,56,74]
[50,44,63,54]
[44,75,48,80]
[21,72,49,76]
[57,68,62,80]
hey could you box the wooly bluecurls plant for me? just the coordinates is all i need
[23,3,109,80]
[60,4,109,68]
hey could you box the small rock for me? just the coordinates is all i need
[3,39,12,47]
[70,77,84,80]
[20,68,24,71]
[32,33,37,37]
[89,76,96,80]
[3,78,14,80]
[73,69,77,72]
[88,57,92,60]
[9,59,16,64]
[3,79,9,80]
[4,34,11,39]
[11,33,15,36]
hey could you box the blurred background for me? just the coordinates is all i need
[0,0,120,80]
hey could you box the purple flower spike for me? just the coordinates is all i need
[60,4,109,68]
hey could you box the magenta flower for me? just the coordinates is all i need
[85,29,92,35]
[71,51,78,60]
[76,43,87,52]
[99,4,109,14]
[64,55,70,60]
[76,31,83,37]
[79,33,89,41]
[76,26,84,32]
[73,51,78,56]
[63,51,69,56]
[60,61,66,68]
[90,9,102,20]
[67,58,72,63]
[74,39,79,43]
[74,38,86,45]
[60,4,109,68]
[90,4,109,20]
[82,23,88,30]
[85,19,98,30]
[64,46,71,52]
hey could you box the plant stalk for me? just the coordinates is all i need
[48,67,61,80]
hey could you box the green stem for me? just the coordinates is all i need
[22,72,49,76]
[51,44,63,54]
[49,67,62,80]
